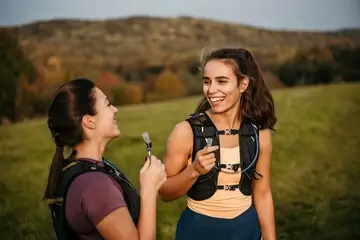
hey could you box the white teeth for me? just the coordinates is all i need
[209,97,225,102]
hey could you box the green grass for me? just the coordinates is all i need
[1,83,360,240]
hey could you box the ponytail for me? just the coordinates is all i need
[43,140,65,200]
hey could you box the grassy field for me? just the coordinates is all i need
[0,83,360,240]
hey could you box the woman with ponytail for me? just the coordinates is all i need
[159,47,277,239]
[44,78,166,240]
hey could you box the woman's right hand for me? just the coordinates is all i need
[191,145,219,177]
[140,155,167,194]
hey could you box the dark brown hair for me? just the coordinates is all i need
[44,78,97,200]
[196,47,277,130]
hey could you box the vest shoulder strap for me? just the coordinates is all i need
[47,160,99,240]
[102,159,140,225]
[186,112,220,171]
[240,119,259,136]
[58,160,99,199]
[186,112,217,138]
[48,160,140,240]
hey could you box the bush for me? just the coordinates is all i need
[0,29,36,123]
[277,59,335,86]
[153,69,187,97]
[96,72,125,102]
[112,82,143,105]
[178,70,203,95]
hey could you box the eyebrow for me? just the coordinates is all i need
[202,76,229,80]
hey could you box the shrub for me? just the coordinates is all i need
[153,69,187,97]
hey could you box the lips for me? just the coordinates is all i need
[208,97,225,104]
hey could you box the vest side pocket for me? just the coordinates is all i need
[187,169,218,201]
[239,172,253,196]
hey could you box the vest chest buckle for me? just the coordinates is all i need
[224,129,231,135]
[222,163,240,172]
[219,184,238,191]
[225,163,232,170]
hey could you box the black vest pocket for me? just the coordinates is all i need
[239,173,252,196]
[187,169,218,201]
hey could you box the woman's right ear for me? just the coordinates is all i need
[239,77,249,93]
[81,114,96,130]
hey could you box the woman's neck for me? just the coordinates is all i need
[74,140,106,161]
[207,108,241,129]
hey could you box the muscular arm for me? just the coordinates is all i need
[252,129,276,240]
[158,121,199,201]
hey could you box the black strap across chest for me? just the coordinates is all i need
[187,112,260,192]
[218,129,241,135]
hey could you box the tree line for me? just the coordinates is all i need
[1,29,359,125]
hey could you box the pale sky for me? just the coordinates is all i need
[0,0,359,31]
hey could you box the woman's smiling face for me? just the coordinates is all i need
[202,59,244,114]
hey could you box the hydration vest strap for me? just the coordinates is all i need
[218,129,240,135]
[220,163,240,172]
[217,184,239,191]
[48,160,99,240]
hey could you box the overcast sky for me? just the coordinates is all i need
[0,0,359,31]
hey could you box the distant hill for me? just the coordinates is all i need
[2,16,360,78]
[329,28,360,42]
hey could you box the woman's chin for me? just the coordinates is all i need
[210,105,227,114]
[114,129,121,138]
[109,128,121,139]
[209,101,239,115]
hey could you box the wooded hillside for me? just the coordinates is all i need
[1,16,360,124]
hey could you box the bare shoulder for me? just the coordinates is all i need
[166,119,193,155]
[168,120,193,142]
[163,120,194,176]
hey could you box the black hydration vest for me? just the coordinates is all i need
[186,112,260,201]
[47,159,140,240]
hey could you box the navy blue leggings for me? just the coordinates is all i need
[175,205,261,240]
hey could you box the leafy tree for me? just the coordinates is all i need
[153,69,187,97]
[112,83,142,105]
[0,29,35,123]
[178,70,203,95]
[96,72,125,101]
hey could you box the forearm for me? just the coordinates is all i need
[159,164,199,201]
[253,191,276,240]
[137,190,157,240]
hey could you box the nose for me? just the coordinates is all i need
[112,105,118,113]
[207,82,218,94]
